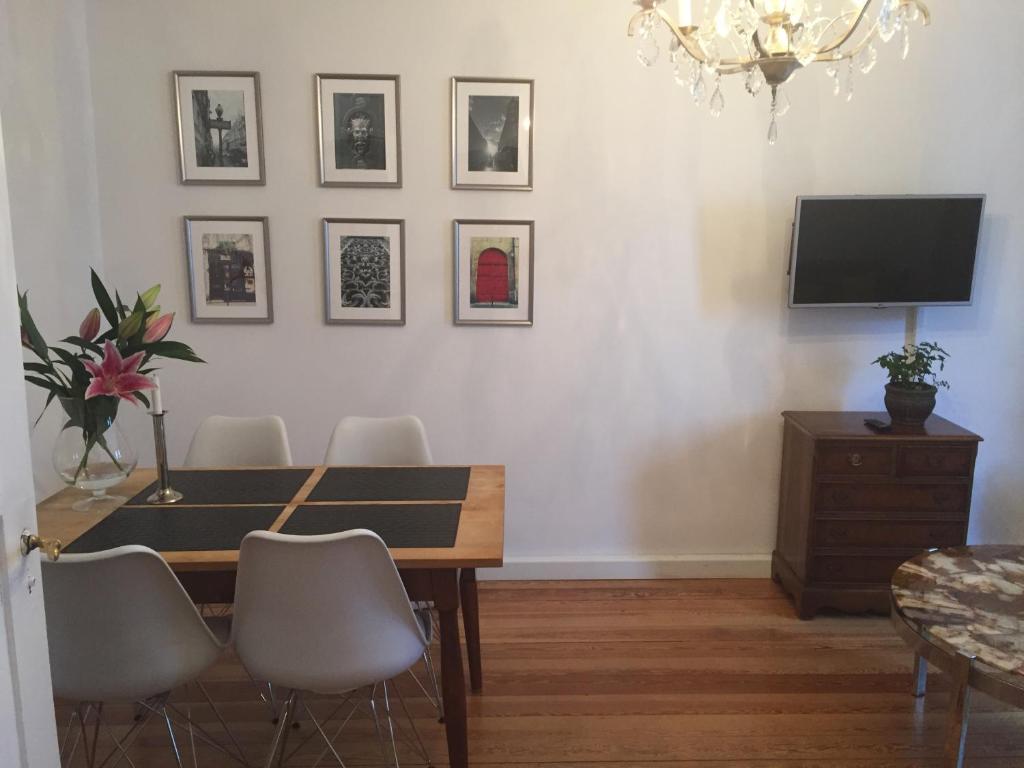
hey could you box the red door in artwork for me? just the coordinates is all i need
[475,247,509,303]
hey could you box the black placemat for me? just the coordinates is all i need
[307,466,471,502]
[126,468,313,506]
[63,505,284,554]
[279,504,461,548]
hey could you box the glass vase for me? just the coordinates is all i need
[52,397,137,512]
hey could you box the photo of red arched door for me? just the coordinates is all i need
[475,247,509,304]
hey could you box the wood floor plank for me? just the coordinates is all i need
[54,579,1024,766]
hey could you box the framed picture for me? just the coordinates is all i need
[323,218,405,325]
[451,77,534,190]
[184,216,273,323]
[453,219,534,326]
[174,71,265,184]
[316,74,402,187]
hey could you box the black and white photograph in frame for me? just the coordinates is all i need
[323,218,405,325]
[174,71,265,184]
[316,74,402,187]
[451,77,533,190]
[454,219,534,325]
[184,216,273,323]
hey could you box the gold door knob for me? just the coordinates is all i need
[20,531,63,562]
[848,453,864,467]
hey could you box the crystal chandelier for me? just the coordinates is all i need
[628,0,930,143]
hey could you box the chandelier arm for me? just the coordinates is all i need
[906,0,931,25]
[626,7,707,62]
[654,7,709,62]
[816,2,875,55]
[818,22,879,61]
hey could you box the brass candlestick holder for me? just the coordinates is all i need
[147,411,182,504]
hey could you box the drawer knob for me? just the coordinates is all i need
[848,453,864,467]
[832,489,853,504]
[827,526,849,542]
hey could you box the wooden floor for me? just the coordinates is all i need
[56,579,1024,766]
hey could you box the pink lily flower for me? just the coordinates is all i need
[79,308,101,342]
[83,340,155,405]
[143,312,174,344]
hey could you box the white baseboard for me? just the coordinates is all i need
[478,553,772,581]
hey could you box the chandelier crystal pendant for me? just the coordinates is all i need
[628,0,930,143]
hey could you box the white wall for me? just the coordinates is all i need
[1,0,104,499]
[13,0,1016,577]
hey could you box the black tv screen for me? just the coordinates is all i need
[788,195,984,307]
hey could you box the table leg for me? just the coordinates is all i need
[912,653,928,698]
[433,569,468,768]
[944,652,973,768]
[460,568,483,693]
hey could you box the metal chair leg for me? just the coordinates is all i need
[162,704,185,768]
[263,690,297,768]
[301,702,348,767]
[380,681,401,768]
[195,680,249,764]
[391,677,432,766]
[59,707,83,766]
[423,649,444,721]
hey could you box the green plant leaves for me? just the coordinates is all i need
[144,340,204,363]
[90,268,119,329]
[872,341,952,391]
[18,291,50,362]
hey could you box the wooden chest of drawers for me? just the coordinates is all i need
[772,411,981,619]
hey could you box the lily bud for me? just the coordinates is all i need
[117,311,144,340]
[139,284,161,309]
[79,308,101,342]
[142,312,174,344]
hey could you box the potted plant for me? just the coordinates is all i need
[872,341,950,428]
[19,269,202,510]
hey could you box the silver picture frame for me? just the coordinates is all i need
[183,216,273,324]
[316,74,403,188]
[451,77,534,191]
[453,219,535,326]
[173,71,266,185]
[323,218,406,325]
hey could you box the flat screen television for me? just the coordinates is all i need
[788,195,985,308]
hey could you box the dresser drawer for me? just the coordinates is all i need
[897,445,974,478]
[816,444,892,476]
[816,482,968,514]
[811,553,913,584]
[814,519,966,549]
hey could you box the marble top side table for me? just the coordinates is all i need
[891,545,1024,767]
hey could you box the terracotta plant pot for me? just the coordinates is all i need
[884,383,937,427]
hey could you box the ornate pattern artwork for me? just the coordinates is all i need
[340,236,391,309]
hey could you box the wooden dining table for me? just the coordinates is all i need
[36,464,505,768]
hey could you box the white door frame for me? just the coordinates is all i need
[0,105,60,766]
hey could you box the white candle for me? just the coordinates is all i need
[151,375,163,415]
[678,0,693,27]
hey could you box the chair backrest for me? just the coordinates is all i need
[42,546,222,702]
[184,415,293,467]
[232,530,426,693]
[323,415,432,465]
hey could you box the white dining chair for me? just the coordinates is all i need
[42,546,247,768]
[323,415,432,466]
[185,414,293,467]
[233,529,431,767]
[322,414,443,716]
